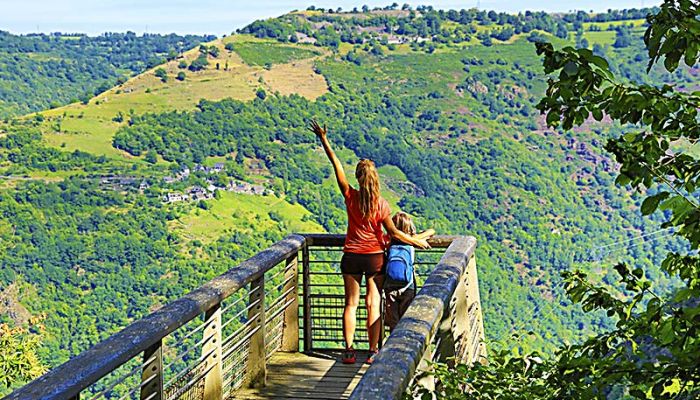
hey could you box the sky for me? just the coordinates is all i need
[0,0,659,36]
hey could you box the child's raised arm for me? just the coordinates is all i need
[414,228,436,241]
[382,216,431,249]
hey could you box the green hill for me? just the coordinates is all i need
[0,5,694,393]
[0,31,215,119]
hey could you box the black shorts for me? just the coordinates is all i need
[340,252,385,277]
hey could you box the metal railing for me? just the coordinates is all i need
[301,234,464,351]
[4,235,305,400]
[349,235,486,399]
[4,233,484,400]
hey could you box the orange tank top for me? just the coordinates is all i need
[343,187,391,254]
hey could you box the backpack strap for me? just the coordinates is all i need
[412,268,417,293]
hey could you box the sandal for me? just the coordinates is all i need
[342,348,357,364]
[366,349,379,364]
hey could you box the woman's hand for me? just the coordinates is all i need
[310,119,350,196]
[308,119,327,139]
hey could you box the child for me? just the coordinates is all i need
[384,212,434,331]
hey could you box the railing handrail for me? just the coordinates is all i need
[6,234,306,400]
[349,235,478,399]
[302,233,462,248]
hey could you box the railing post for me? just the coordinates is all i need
[466,254,487,363]
[245,275,266,388]
[202,304,223,400]
[140,339,164,400]
[446,261,471,365]
[281,252,299,352]
[302,242,312,352]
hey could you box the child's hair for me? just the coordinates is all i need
[392,212,416,235]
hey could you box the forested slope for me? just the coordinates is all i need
[0,4,694,393]
[0,31,215,118]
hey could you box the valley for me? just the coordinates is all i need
[0,4,693,394]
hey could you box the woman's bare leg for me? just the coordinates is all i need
[343,274,362,349]
[366,274,384,351]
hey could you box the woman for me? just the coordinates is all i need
[309,120,432,364]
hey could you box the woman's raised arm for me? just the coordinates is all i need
[309,120,350,197]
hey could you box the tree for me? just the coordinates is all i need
[225,42,235,51]
[0,323,47,394]
[555,23,569,39]
[415,1,700,398]
[144,150,158,164]
[188,55,209,71]
[613,26,633,48]
[154,68,168,82]
[176,71,186,81]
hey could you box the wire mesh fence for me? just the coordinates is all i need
[301,245,447,351]
[73,253,300,400]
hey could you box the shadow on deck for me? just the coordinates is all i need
[231,350,368,400]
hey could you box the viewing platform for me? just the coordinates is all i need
[4,234,485,400]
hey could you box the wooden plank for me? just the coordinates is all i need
[202,304,223,400]
[241,392,351,399]
[281,254,299,352]
[229,350,369,400]
[140,340,164,400]
[302,242,312,352]
[235,389,351,400]
[245,276,266,388]
[266,368,365,378]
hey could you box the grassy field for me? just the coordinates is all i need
[581,30,618,46]
[172,191,324,243]
[259,58,328,99]
[582,18,646,30]
[229,41,321,66]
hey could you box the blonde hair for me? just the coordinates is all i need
[392,212,416,235]
[355,159,380,220]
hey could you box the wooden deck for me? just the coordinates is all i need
[231,350,370,400]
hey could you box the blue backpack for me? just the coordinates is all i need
[385,244,415,286]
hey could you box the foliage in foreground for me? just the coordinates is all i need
[414,1,700,398]
[0,322,46,395]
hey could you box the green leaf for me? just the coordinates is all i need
[563,61,579,76]
[546,111,560,126]
[640,192,669,215]
[589,55,610,71]
[615,174,631,186]
[685,43,698,67]
[623,132,638,142]
[592,108,603,121]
